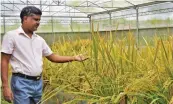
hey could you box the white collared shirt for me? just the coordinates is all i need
[1,26,53,76]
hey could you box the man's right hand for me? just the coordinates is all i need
[1,53,13,103]
[3,86,14,103]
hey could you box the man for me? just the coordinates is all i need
[1,6,88,104]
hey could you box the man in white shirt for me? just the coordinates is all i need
[1,6,88,104]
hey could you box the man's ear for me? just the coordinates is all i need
[23,16,28,23]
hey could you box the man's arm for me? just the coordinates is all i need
[46,53,88,63]
[1,53,11,88]
[1,52,13,102]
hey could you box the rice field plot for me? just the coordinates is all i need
[41,30,173,104]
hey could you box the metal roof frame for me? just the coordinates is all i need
[1,15,88,18]
[1,0,120,17]
[88,1,172,16]
[1,0,172,19]
[1,0,173,44]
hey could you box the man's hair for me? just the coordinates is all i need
[20,6,42,23]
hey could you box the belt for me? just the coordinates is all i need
[12,73,41,81]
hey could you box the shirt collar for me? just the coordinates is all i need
[17,26,37,37]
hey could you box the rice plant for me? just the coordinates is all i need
[41,25,173,104]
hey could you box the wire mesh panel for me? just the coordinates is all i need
[1,0,90,34]
[138,2,173,29]
[91,13,110,31]
[111,8,136,30]
[90,1,173,31]
[37,18,52,33]
[71,18,89,32]
[1,17,21,33]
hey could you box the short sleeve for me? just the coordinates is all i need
[42,40,53,56]
[1,33,15,54]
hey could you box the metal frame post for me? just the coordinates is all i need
[136,7,139,45]
[51,16,55,43]
[109,12,112,27]
[3,16,6,33]
[40,0,42,10]
[27,0,28,6]
[88,15,92,32]
[3,2,6,34]
[71,17,73,31]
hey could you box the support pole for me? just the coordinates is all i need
[88,15,92,40]
[111,0,113,7]
[3,3,6,34]
[51,16,55,43]
[3,16,6,34]
[49,0,50,15]
[40,0,42,10]
[88,15,92,32]
[136,7,139,46]
[71,17,73,31]
[109,12,112,29]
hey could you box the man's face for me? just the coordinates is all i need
[23,14,41,31]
